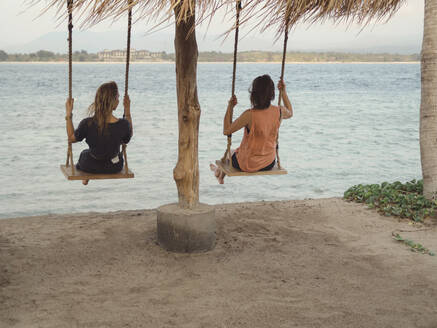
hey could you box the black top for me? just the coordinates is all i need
[74,117,132,161]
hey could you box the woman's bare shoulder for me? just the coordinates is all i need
[239,109,252,119]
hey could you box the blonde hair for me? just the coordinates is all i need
[88,81,119,135]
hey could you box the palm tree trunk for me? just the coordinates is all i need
[173,3,200,209]
[421,0,437,198]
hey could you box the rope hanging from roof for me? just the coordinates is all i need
[124,1,133,100]
[66,0,75,174]
[275,15,290,170]
[122,0,133,174]
[221,0,242,164]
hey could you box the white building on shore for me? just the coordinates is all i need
[98,49,163,61]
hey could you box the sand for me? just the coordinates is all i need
[1,198,436,328]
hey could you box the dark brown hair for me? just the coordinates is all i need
[249,75,275,109]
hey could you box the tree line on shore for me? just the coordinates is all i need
[0,49,419,63]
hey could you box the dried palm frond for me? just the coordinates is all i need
[239,0,405,37]
[25,0,405,35]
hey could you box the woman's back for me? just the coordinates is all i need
[236,105,280,172]
[75,117,131,161]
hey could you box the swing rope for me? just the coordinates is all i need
[276,15,290,170]
[124,1,133,100]
[122,0,133,175]
[221,0,241,164]
[66,0,75,174]
[65,0,133,176]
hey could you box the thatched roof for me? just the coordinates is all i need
[27,0,405,35]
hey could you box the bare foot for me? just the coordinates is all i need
[82,179,89,185]
[209,164,225,184]
[217,171,225,184]
[209,164,220,177]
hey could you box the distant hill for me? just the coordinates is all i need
[0,49,419,63]
[1,30,275,54]
[1,29,421,55]
[3,31,173,53]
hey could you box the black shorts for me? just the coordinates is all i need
[232,153,275,172]
[76,149,124,174]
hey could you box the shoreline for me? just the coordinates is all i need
[0,198,322,221]
[0,60,420,65]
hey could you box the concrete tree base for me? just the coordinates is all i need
[157,203,216,253]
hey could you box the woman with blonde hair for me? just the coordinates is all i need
[65,81,132,185]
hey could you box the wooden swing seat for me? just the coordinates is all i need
[215,160,287,177]
[60,165,134,180]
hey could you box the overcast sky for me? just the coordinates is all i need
[0,1,424,52]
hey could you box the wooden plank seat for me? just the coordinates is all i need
[215,160,287,177]
[60,165,134,180]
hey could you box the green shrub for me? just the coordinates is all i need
[344,179,437,222]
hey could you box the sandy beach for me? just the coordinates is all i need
[1,198,436,327]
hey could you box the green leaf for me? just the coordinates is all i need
[393,234,403,241]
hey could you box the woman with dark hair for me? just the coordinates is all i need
[65,81,133,185]
[210,75,293,184]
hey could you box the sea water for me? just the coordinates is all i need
[0,62,421,219]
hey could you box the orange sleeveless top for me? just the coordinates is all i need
[235,106,280,172]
